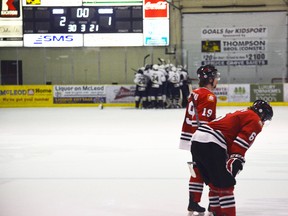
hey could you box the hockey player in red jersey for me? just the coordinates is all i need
[191,100,273,216]
[179,65,220,213]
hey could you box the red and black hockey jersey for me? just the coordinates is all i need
[179,87,217,150]
[192,109,263,156]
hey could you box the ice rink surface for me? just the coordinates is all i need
[0,106,288,216]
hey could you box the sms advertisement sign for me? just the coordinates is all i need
[24,34,83,47]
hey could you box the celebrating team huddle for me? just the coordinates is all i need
[133,63,190,109]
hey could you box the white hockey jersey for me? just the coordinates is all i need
[149,69,166,88]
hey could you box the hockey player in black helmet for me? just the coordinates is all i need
[190,99,273,216]
[179,64,220,214]
[197,64,220,88]
[250,99,273,122]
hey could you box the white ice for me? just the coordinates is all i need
[0,106,287,216]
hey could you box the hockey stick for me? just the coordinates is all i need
[143,54,150,65]
[158,57,166,64]
[187,162,196,178]
[188,92,199,178]
[191,92,200,127]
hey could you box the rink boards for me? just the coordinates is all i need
[1,84,288,107]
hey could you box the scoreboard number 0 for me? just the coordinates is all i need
[76,8,90,18]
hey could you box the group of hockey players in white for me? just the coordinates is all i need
[133,62,191,109]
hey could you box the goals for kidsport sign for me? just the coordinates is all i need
[182,12,287,84]
[200,26,268,66]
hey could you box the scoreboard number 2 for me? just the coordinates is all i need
[60,17,66,26]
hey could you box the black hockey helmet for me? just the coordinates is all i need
[251,99,273,122]
[197,64,220,81]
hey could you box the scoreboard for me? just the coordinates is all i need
[0,0,170,47]
[23,6,143,34]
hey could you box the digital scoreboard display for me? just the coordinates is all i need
[23,6,143,34]
[19,0,169,47]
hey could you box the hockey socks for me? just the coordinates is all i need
[189,166,204,202]
[188,166,205,212]
[209,185,236,216]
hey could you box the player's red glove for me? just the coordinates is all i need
[226,154,245,177]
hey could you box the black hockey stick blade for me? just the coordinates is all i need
[143,54,150,65]
[158,57,165,64]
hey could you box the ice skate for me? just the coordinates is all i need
[187,210,205,216]
[187,201,206,215]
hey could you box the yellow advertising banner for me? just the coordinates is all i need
[0,85,53,107]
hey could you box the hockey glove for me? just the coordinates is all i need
[226,154,245,177]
